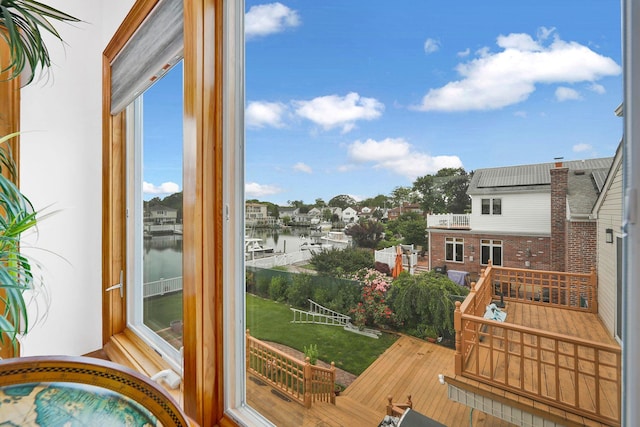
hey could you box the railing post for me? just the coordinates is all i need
[454,301,462,375]
[246,330,250,373]
[303,357,312,408]
[330,361,336,404]
[591,267,598,313]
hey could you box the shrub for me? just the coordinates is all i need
[349,268,397,329]
[303,344,319,365]
[310,247,374,278]
[286,273,313,308]
[388,271,469,337]
[256,276,270,298]
[269,276,289,302]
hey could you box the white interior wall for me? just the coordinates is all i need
[18,0,135,356]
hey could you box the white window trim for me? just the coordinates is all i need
[445,237,464,263]
[480,239,503,266]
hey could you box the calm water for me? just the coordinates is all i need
[144,235,183,281]
[143,228,318,281]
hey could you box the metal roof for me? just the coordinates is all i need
[470,158,613,190]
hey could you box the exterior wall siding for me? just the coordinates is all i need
[429,230,551,276]
[596,162,623,337]
[469,192,550,234]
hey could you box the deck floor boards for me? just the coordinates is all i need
[248,335,513,426]
[461,301,620,426]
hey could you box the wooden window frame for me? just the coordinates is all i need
[102,1,232,425]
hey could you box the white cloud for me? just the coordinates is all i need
[588,83,606,94]
[293,162,312,173]
[143,181,180,196]
[573,143,593,153]
[424,38,440,54]
[245,182,283,197]
[293,92,384,133]
[414,28,621,112]
[457,48,470,58]
[347,137,463,181]
[246,101,287,128]
[245,3,300,39]
[555,86,582,102]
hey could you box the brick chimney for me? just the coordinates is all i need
[550,164,568,272]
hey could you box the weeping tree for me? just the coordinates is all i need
[0,0,78,353]
[388,271,469,339]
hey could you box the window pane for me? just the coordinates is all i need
[128,61,184,361]
[492,198,501,215]
[481,198,490,214]
[481,245,490,264]
[492,245,502,266]
[446,242,454,260]
[455,243,463,262]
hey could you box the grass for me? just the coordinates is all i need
[144,291,399,375]
[247,293,398,375]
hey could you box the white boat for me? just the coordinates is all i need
[311,221,332,232]
[245,237,275,259]
[320,231,352,250]
[300,234,333,253]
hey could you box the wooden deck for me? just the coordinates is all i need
[455,300,620,426]
[248,335,514,426]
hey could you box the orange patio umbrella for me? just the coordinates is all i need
[392,245,403,278]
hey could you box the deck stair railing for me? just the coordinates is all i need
[453,262,621,426]
[246,330,336,408]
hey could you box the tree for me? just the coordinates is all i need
[314,198,326,208]
[390,186,414,207]
[345,220,384,248]
[412,167,471,214]
[389,272,469,338]
[358,194,389,209]
[385,212,427,247]
[413,175,446,214]
[328,194,356,209]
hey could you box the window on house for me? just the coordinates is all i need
[481,198,501,215]
[446,237,464,262]
[481,239,502,266]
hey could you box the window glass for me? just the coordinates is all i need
[127,61,184,367]
[481,198,490,214]
[492,198,501,215]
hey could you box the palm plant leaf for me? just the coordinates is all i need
[0,0,79,84]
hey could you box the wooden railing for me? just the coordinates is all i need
[246,330,336,408]
[454,263,621,426]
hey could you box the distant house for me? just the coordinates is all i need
[386,203,424,222]
[342,207,358,223]
[245,202,275,227]
[145,205,178,225]
[427,157,613,275]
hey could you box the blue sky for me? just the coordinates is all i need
[244,1,622,206]
[142,2,623,206]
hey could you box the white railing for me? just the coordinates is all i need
[374,245,418,274]
[426,213,470,229]
[245,250,312,268]
[144,276,183,297]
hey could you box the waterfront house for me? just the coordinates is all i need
[341,206,358,223]
[145,204,178,225]
[427,157,613,275]
[387,203,424,221]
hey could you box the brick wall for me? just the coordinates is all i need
[566,220,597,274]
[550,167,568,272]
[429,232,551,277]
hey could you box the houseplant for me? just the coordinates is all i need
[0,0,78,354]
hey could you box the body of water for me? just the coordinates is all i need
[144,235,183,281]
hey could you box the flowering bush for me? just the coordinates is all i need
[349,268,397,329]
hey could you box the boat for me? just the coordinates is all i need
[320,231,352,250]
[300,234,333,253]
[310,221,332,232]
[245,237,275,259]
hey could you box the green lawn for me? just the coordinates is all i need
[247,293,398,375]
[144,291,399,375]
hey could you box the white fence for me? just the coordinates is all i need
[374,245,418,275]
[245,250,312,268]
[426,213,470,229]
[144,276,183,298]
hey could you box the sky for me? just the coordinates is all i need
[141,1,623,206]
[244,1,623,206]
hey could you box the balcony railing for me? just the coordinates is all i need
[426,213,470,229]
[453,263,621,426]
[246,330,336,408]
